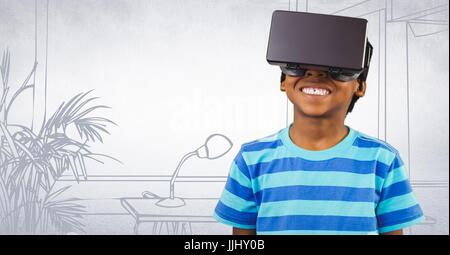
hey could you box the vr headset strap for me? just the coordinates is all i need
[359,40,373,81]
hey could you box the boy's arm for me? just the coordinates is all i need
[380,229,403,235]
[376,153,424,234]
[233,227,256,235]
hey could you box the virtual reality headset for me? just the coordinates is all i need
[266,10,373,82]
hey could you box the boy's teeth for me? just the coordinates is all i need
[301,87,330,96]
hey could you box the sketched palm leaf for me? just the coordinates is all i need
[0,175,12,229]
[42,186,85,234]
[46,133,91,152]
[40,90,116,143]
[44,202,85,233]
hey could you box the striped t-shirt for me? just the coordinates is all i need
[213,124,424,234]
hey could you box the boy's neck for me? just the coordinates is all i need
[289,112,349,151]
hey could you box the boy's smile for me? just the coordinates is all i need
[281,69,366,119]
[300,87,330,96]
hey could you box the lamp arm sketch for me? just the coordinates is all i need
[169,151,198,199]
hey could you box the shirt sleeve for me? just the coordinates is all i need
[213,147,258,229]
[376,152,424,233]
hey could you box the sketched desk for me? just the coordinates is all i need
[121,198,218,235]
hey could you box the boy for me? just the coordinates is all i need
[213,13,424,235]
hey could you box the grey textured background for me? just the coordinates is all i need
[0,0,448,235]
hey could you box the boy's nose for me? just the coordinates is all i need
[305,69,327,78]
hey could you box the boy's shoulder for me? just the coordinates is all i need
[352,128,400,155]
[240,128,285,152]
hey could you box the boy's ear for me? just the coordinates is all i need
[280,81,286,92]
[355,80,366,97]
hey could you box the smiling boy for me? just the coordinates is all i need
[213,12,424,235]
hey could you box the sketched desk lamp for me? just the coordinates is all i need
[144,134,233,208]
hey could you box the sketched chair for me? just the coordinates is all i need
[152,221,192,235]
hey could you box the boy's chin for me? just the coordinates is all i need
[303,112,330,119]
[296,106,331,118]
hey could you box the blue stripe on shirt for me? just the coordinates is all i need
[257,215,377,232]
[377,204,423,227]
[234,151,251,179]
[248,157,390,178]
[215,201,257,226]
[379,180,412,201]
[254,185,375,204]
[225,177,255,202]
[353,136,397,152]
[242,140,283,152]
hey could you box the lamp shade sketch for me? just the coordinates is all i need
[146,134,233,208]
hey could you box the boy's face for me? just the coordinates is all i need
[280,69,366,118]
